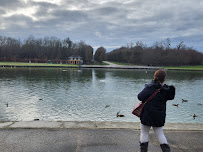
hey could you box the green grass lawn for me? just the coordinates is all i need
[93,61,109,65]
[109,61,203,70]
[0,62,78,67]
[0,61,109,66]
[1,61,202,70]
[111,62,137,66]
[163,65,203,70]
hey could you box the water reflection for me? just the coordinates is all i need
[95,69,106,79]
[167,70,203,81]
[0,67,202,123]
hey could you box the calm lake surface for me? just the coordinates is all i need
[0,67,202,123]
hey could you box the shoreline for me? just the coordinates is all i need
[0,64,203,71]
[0,65,77,68]
[0,61,203,71]
[0,121,202,131]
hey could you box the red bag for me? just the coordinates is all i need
[132,101,145,117]
[132,88,161,117]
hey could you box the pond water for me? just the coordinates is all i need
[0,67,202,123]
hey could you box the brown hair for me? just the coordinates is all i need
[154,69,167,83]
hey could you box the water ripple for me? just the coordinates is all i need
[0,68,202,123]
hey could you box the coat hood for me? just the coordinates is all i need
[145,80,170,91]
[145,80,162,89]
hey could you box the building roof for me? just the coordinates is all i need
[68,55,83,60]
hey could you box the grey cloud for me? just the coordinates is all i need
[0,0,24,9]
[122,1,203,40]
[5,13,31,20]
[0,0,202,52]
[5,14,33,22]
[85,5,129,29]
[29,1,57,8]
[89,7,127,24]
[31,1,88,26]
[4,14,33,29]
[0,8,5,14]
[31,1,59,17]
[34,8,51,19]
[51,10,88,22]
[92,6,119,15]
[31,10,89,31]
[60,0,90,9]
[32,2,124,31]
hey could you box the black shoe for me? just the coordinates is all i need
[160,144,171,152]
[140,142,148,152]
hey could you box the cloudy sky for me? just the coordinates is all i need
[0,0,203,52]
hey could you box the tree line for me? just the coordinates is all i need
[0,35,202,66]
[106,40,203,66]
[0,35,93,64]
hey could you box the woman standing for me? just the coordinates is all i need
[138,69,175,152]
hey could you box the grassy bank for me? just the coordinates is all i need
[111,62,203,70]
[0,62,78,67]
[93,61,109,65]
[111,61,203,70]
[111,62,137,66]
[163,65,203,71]
[1,61,202,71]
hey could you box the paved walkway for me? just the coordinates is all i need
[81,61,160,70]
[0,121,202,152]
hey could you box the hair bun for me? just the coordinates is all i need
[154,69,167,83]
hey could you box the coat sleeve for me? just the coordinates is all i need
[137,87,152,103]
[166,85,175,100]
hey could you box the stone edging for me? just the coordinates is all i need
[0,121,202,131]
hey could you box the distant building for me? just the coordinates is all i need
[68,55,83,65]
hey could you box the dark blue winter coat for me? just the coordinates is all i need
[138,80,175,127]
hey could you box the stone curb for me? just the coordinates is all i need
[0,121,202,131]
